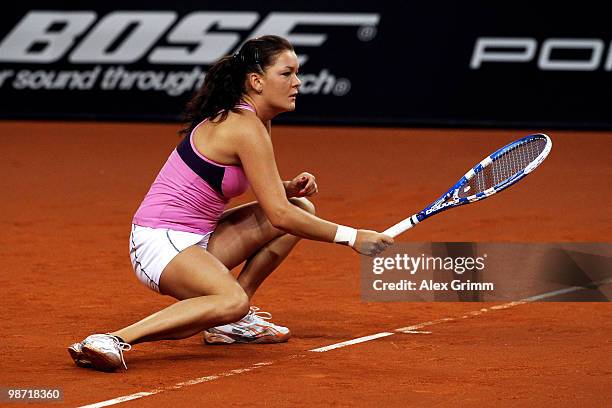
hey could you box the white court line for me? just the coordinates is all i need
[394,277,612,333]
[394,317,455,333]
[309,332,394,352]
[78,362,273,408]
[79,277,612,407]
[317,277,612,339]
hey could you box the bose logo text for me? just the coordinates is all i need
[471,37,612,71]
[0,11,379,65]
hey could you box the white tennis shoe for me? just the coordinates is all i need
[203,307,291,344]
[79,334,132,371]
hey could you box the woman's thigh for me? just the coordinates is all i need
[207,198,315,270]
[206,201,284,271]
[158,245,245,301]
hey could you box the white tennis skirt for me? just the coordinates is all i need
[129,224,211,293]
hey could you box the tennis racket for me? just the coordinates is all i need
[383,133,552,238]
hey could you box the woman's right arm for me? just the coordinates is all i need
[233,119,393,256]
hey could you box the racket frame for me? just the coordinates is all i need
[384,133,552,237]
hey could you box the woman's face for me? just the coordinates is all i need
[261,50,301,112]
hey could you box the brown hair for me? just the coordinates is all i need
[180,35,294,135]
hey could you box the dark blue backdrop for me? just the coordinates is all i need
[1,2,611,128]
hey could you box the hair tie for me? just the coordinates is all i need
[252,49,260,65]
[232,47,261,67]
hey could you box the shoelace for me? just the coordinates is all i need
[107,335,132,370]
[235,307,273,328]
[247,306,273,325]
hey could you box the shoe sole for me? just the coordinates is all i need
[204,330,291,345]
[80,344,121,372]
[67,344,93,368]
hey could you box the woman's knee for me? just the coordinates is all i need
[289,197,316,215]
[216,288,250,324]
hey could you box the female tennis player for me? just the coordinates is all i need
[67,35,393,371]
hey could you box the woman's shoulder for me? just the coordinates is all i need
[223,109,268,139]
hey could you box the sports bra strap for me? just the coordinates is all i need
[235,103,256,113]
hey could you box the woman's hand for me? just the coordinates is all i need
[285,172,318,198]
[352,230,394,257]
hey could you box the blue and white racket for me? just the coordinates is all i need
[384,133,553,238]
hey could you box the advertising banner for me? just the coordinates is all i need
[1,2,611,127]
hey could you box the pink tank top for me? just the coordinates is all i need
[132,104,252,235]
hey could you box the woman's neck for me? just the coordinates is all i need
[241,95,278,123]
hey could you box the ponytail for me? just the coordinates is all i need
[180,56,242,135]
[180,35,294,136]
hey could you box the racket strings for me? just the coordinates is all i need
[463,138,547,196]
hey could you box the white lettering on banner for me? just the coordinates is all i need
[0,11,96,63]
[70,12,177,63]
[299,69,351,96]
[2,66,347,96]
[99,66,205,95]
[538,39,604,71]
[0,11,380,65]
[148,12,259,64]
[0,70,14,87]
[248,13,380,65]
[0,10,379,97]
[13,67,101,90]
[471,37,611,71]
[7,66,205,95]
[470,38,536,69]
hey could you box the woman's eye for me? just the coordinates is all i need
[282,72,291,76]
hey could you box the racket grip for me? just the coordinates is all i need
[383,214,419,238]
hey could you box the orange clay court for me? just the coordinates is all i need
[1,121,611,407]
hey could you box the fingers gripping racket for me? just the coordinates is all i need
[383,134,553,238]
